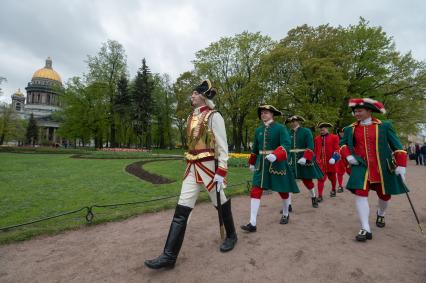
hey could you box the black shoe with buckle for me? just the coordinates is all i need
[337,187,344,193]
[240,223,257,232]
[280,214,289,224]
[355,229,373,242]
[376,213,386,228]
[330,190,336,197]
[317,196,323,203]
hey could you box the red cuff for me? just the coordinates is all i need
[303,149,313,161]
[339,145,350,159]
[394,150,407,167]
[273,146,288,161]
[216,167,228,177]
[248,153,257,165]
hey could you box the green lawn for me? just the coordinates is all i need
[0,152,251,244]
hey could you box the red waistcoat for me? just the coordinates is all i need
[314,133,340,173]
[353,124,381,183]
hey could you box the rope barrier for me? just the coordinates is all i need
[0,181,250,231]
[0,207,88,232]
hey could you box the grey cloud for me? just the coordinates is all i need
[1,0,425,103]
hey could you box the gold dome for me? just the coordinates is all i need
[32,57,62,83]
[14,88,24,97]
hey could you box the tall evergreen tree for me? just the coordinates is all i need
[113,75,133,147]
[132,58,154,148]
[26,113,38,146]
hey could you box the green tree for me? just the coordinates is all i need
[132,58,154,148]
[340,18,426,132]
[113,74,134,147]
[172,71,199,148]
[258,19,426,134]
[0,103,25,145]
[86,40,127,147]
[152,74,174,148]
[25,113,38,146]
[194,31,275,151]
[58,78,109,148]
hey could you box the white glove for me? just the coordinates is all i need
[249,164,256,172]
[395,166,406,180]
[266,153,277,163]
[213,174,224,192]
[328,158,336,165]
[297,157,307,165]
[346,155,359,165]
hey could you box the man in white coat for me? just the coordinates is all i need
[145,80,237,269]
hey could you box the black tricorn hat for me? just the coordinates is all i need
[194,79,217,100]
[317,122,333,128]
[285,115,306,124]
[257,105,282,119]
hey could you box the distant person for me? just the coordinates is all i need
[313,122,340,202]
[421,143,426,166]
[415,144,422,165]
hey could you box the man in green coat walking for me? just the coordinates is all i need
[286,115,324,208]
[340,98,407,242]
[241,105,299,232]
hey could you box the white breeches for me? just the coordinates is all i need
[178,165,227,208]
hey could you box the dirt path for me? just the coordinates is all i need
[1,162,425,282]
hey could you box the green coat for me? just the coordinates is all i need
[288,127,324,179]
[340,120,407,195]
[251,122,299,193]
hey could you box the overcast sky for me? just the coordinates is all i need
[1,0,425,103]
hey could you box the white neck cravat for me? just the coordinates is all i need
[264,119,274,126]
[360,117,372,126]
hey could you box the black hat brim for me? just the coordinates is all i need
[257,106,282,119]
[350,103,381,113]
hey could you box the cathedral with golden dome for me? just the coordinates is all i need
[11,57,64,144]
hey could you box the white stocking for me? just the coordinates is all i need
[356,196,370,232]
[250,198,261,226]
[282,199,290,217]
[377,199,389,217]
[309,187,317,198]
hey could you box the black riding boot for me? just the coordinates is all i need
[219,199,238,252]
[144,204,192,269]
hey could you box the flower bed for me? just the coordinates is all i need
[97,148,151,152]
[228,153,250,167]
